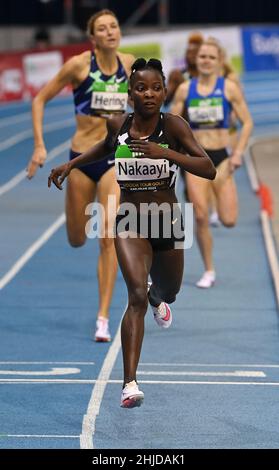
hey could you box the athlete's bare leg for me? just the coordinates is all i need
[96,167,120,320]
[212,159,238,227]
[186,172,214,272]
[65,169,97,247]
[115,236,152,385]
[149,248,184,306]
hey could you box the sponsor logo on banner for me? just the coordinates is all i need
[23,51,63,97]
[0,53,24,101]
[0,42,89,103]
[120,26,243,76]
[242,27,279,71]
[0,69,23,95]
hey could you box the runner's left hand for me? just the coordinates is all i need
[48,162,72,190]
[128,140,167,159]
[229,152,242,173]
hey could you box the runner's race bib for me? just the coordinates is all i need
[91,82,128,117]
[188,97,224,126]
[115,144,170,191]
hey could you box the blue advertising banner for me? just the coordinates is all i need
[242,27,279,71]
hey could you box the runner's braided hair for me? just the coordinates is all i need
[129,58,166,87]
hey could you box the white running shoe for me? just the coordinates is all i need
[120,380,144,408]
[209,211,221,227]
[196,271,216,289]
[152,302,172,328]
[148,282,173,328]
[94,317,111,342]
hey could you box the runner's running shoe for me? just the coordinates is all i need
[209,211,221,227]
[148,282,173,328]
[94,317,111,342]
[151,302,172,328]
[196,271,216,289]
[120,381,144,408]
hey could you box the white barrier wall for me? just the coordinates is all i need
[3,24,279,103]
[120,26,243,76]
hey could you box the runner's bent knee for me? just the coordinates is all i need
[99,235,115,251]
[67,231,87,247]
[128,285,148,313]
[195,208,209,226]
[219,216,237,228]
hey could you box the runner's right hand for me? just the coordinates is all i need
[48,163,72,190]
[27,146,47,179]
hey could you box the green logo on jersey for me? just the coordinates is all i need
[115,143,168,159]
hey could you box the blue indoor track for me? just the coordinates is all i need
[0,73,279,449]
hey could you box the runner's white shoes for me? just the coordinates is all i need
[148,282,173,328]
[120,380,144,408]
[209,211,221,227]
[151,302,173,328]
[94,317,111,342]
[196,271,216,289]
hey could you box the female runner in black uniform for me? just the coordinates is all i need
[48,58,216,408]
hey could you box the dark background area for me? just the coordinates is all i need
[1,0,279,29]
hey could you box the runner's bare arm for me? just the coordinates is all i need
[225,79,254,169]
[170,82,189,116]
[165,69,185,105]
[118,52,135,76]
[129,114,216,180]
[27,54,87,178]
[48,114,124,190]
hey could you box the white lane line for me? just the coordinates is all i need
[0,362,95,365]
[1,379,279,386]
[138,381,279,386]
[0,379,96,383]
[0,118,74,152]
[0,96,71,110]
[137,371,266,377]
[2,434,79,439]
[248,105,279,114]
[139,363,279,368]
[248,96,279,104]
[261,210,279,307]
[0,171,30,197]
[0,105,73,128]
[0,213,65,290]
[0,139,70,197]
[0,101,30,111]
[0,368,80,376]
[80,318,123,450]
[251,116,279,124]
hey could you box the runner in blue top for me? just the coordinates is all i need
[171,38,253,288]
[27,10,135,341]
[48,58,216,408]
